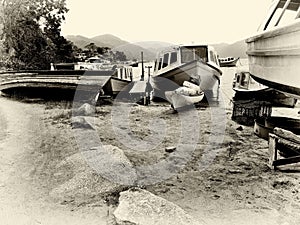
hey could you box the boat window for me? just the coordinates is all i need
[236,74,240,83]
[194,47,208,62]
[209,51,218,64]
[170,52,177,64]
[241,73,249,87]
[263,0,300,30]
[162,53,169,68]
[181,48,194,63]
[154,60,157,71]
[158,57,162,70]
[181,46,208,63]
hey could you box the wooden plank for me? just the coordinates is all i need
[269,134,278,170]
[273,155,300,166]
[274,127,300,144]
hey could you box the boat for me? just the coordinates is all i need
[218,57,239,67]
[151,44,222,100]
[109,66,133,96]
[233,66,268,93]
[0,70,114,101]
[233,66,297,107]
[246,0,300,99]
[165,81,205,110]
[53,60,134,97]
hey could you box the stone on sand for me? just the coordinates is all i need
[85,145,137,186]
[114,189,202,225]
[72,116,95,129]
[50,170,120,204]
[51,145,137,204]
[74,103,95,116]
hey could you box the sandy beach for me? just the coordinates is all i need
[0,63,300,225]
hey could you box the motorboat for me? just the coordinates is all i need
[233,66,297,107]
[151,44,222,101]
[218,57,239,67]
[246,0,300,99]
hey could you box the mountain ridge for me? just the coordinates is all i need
[65,34,248,60]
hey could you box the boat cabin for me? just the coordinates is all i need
[153,45,220,76]
[259,0,300,31]
[233,67,267,91]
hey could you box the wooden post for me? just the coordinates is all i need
[268,133,278,170]
[141,52,144,81]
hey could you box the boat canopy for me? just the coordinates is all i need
[153,45,219,72]
[260,0,300,31]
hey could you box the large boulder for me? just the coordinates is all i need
[83,145,137,186]
[51,145,137,204]
[114,189,202,225]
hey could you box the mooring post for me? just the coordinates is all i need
[145,66,152,105]
[140,52,144,81]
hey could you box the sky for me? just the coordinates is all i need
[61,0,272,45]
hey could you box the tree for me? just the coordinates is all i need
[0,0,74,70]
[84,43,98,53]
[114,51,127,61]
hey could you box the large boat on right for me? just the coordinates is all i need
[246,0,300,99]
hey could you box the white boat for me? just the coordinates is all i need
[165,81,205,110]
[218,57,239,67]
[151,44,222,100]
[233,66,297,107]
[233,66,269,93]
[246,0,300,99]
[110,66,133,96]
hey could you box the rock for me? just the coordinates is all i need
[52,145,136,204]
[72,116,95,129]
[165,146,176,153]
[228,169,243,174]
[114,189,202,225]
[50,170,120,204]
[236,125,244,131]
[56,152,89,173]
[84,145,137,186]
[58,145,137,186]
[212,194,220,200]
[74,103,95,116]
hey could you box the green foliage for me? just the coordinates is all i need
[114,51,127,61]
[0,0,75,70]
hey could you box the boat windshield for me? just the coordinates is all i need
[262,0,300,31]
[181,46,208,63]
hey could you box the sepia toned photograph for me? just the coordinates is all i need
[0,0,300,224]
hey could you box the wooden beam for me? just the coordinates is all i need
[273,155,300,166]
[269,134,278,170]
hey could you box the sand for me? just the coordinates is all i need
[0,63,300,225]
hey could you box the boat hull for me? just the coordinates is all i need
[110,77,131,96]
[165,91,204,110]
[233,88,297,107]
[246,21,300,98]
[151,60,221,98]
[219,58,239,67]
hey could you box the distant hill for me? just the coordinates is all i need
[65,34,155,60]
[212,40,247,58]
[66,35,106,49]
[134,41,174,55]
[66,34,248,60]
[91,34,128,48]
